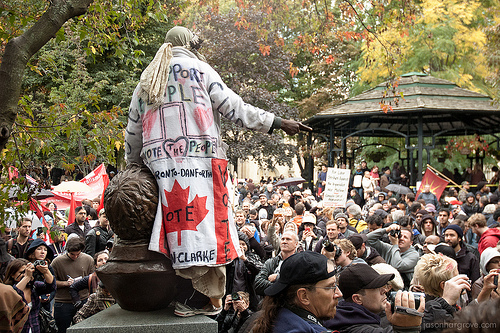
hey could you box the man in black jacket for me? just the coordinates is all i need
[84,209,114,257]
[65,206,92,240]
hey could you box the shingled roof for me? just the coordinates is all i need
[305,73,500,138]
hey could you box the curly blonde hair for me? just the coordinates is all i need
[414,253,457,297]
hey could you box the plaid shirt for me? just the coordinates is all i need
[73,287,115,324]
[13,278,56,333]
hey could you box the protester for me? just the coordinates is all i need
[324,264,425,332]
[252,251,342,333]
[4,258,55,333]
[52,237,94,333]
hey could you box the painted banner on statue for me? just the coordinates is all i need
[41,164,109,210]
[323,168,351,208]
[148,157,241,270]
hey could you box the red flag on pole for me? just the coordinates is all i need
[67,192,76,225]
[29,198,52,242]
[97,173,109,213]
[416,168,449,200]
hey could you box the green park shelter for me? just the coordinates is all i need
[304,72,500,185]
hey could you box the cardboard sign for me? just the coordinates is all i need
[323,168,351,208]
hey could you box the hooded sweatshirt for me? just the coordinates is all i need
[478,228,500,254]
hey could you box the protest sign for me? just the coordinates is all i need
[323,168,351,208]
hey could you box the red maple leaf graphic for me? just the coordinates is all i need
[162,180,209,246]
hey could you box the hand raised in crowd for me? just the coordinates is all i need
[268,273,278,282]
[442,274,471,306]
[385,290,425,327]
[385,224,401,245]
[477,269,500,303]
[240,225,254,239]
[35,261,50,275]
[233,297,248,313]
[280,119,312,136]
[301,228,317,240]
[224,294,233,311]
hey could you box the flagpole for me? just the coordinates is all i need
[426,164,463,190]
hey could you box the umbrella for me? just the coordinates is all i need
[385,184,413,195]
[52,181,92,193]
[6,185,54,200]
[274,177,306,188]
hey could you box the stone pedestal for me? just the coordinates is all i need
[68,305,217,333]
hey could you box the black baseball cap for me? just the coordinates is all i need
[339,264,394,300]
[265,251,335,296]
[348,234,367,250]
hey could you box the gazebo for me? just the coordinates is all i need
[304,72,500,184]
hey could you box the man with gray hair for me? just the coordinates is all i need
[254,230,298,295]
[347,204,367,233]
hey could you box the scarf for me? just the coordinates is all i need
[139,26,206,111]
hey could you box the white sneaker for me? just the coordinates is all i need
[174,302,196,317]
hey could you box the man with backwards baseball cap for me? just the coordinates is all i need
[251,251,342,333]
[324,264,425,332]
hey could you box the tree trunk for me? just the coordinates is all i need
[0,0,93,153]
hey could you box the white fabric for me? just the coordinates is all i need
[125,47,275,270]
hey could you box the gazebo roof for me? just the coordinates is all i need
[305,73,500,138]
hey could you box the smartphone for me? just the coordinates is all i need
[305,227,311,233]
[494,275,498,287]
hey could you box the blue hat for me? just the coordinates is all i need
[443,224,464,240]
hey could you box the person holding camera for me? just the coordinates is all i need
[322,239,367,275]
[367,224,419,290]
[324,264,425,333]
[24,238,56,312]
[4,257,55,333]
[413,253,471,332]
[298,213,322,252]
[216,291,252,333]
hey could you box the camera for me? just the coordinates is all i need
[231,293,240,301]
[33,260,46,267]
[388,291,424,312]
[389,229,401,238]
[322,239,342,260]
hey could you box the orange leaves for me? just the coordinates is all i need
[324,55,335,64]
[259,43,271,56]
[275,37,285,47]
[289,62,299,78]
[400,29,409,38]
[380,103,394,114]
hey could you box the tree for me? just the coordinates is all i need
[0,0,95,153]
[354,0,491,95]
[1,1,179,175]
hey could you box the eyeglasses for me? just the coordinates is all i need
[311,283,339,292]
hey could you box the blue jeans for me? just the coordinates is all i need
[54,302,76,333]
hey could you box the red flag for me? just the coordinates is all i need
[97,173,109,213]
[416,168,448,200]
[29,198,51,242]
[67,192,76,225]
[8,166,18,180]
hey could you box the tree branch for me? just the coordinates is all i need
[0,0,94,154]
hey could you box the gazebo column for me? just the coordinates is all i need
[417,115,424,181]
[308,131,314,190]
[329,120,335,167]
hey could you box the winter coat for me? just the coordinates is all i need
[478,227,500,254]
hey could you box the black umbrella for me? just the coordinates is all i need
[274,177,306,188]
[385,183,413,195]
[6,185,54,200]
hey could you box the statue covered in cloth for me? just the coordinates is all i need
[125,26,310,315]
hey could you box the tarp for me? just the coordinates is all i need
[40,164,109,210]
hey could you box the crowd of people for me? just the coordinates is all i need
[211,162,500,332]
[0,199,115,333]
[2,160,500,333]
